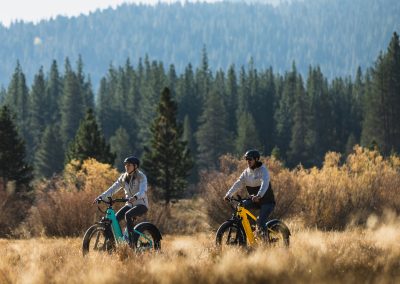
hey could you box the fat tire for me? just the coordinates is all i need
[82,224,115,256]
[266,221,290,247]
[132,223,161,251]
[216,221,246,247]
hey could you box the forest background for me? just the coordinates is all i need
[0,1,400,235]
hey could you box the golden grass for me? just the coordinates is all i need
[1,216,399,284]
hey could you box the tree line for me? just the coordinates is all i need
[0,0,399,88]
[0,32,399,194]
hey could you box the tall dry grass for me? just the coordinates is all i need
[202,146,400,229]
[1,214,399,284]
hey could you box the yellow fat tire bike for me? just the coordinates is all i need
[216,195,290,249]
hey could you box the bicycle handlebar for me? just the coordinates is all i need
[96,196,129,205]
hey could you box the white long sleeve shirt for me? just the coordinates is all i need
[99,170,148,208]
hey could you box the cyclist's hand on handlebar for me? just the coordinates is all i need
[223,195,231,202]
[128,196,138,203]
[251,195,261,203]
[93,197,101,204]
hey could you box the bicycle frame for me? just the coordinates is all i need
[104,206,153,246]
[235,204,258,245]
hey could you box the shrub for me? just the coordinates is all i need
[202,146,400,230]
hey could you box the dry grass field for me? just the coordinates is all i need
[1,216,399,284]
[1,147,399,283]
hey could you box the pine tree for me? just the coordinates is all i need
[196,85,233,169]
[34,125,64,178]
[142,87,192,204]
[46,60,62,125]
[306,66,333,165]
[0,106,32,190]
[235,111,261,154]
[65,108,115,165]
[60,58,86,148]
[109,127,131,171]
[288,74,311,167]
[256,67,276,155]
[137,59,167,151]
[4,62,32,157]
[274,63,297,161]
[29,67,47,147]
[361,32,400,154]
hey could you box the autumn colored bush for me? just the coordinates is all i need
[21,159,120,237]
[22,158,206,237]
[202,146,400,230]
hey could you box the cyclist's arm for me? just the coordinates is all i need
[256,167,270,198]
[134,173,147,199]
[98,175,124,199]
[225,171,246,198]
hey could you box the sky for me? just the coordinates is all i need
[0,0,182,27]
[0,0,282,27]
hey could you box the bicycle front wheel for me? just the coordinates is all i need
[216,221,246,249]
[82,224,115,256]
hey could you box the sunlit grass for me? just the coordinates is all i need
[1,220,399,284]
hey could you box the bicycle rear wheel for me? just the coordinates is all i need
[266,221,290,247]
[132,222,161,252]
[216,221,246,249]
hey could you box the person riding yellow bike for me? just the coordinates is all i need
[94,156,148,245]
[224,149,275,238]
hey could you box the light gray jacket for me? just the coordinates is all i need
[98,170,149,208]
[225,164,271,198]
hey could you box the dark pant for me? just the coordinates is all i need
[116,204,148,240]
[242,200,275,231]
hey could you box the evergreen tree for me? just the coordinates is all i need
[0,87,6,104]
[66,108,115,165]
[142,87,192,204]
[274,63,297,161]
[34,125,64,178]
[362,32,400,154]
[176,64,201,138]
[109,127,131,171]
[137,59,167,152]
[225,64,238,134]
[46,60,62,125]
[288,74,311,167]
[29,67,47,147]
[256,67,276,155]
[306,66,333,165]
[196,84,233,169]
[4,62,32,156]
[235,111,261,154]
[0,106,32,190]
[60,58,86,148]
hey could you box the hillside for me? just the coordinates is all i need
[0,0,399,88]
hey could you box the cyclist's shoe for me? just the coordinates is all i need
[255,227,268,242]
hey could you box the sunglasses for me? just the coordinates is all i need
[245,157,254,161]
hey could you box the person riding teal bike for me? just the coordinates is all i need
[94,156,148,245]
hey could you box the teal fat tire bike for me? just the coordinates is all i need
[82,197,162,256]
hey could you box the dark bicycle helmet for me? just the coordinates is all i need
[244,149,260,160]
[123,156,140,167]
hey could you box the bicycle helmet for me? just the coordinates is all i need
[123,156,140,167]
[244,149,260,160]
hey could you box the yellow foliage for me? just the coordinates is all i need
[203,146,400,230]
